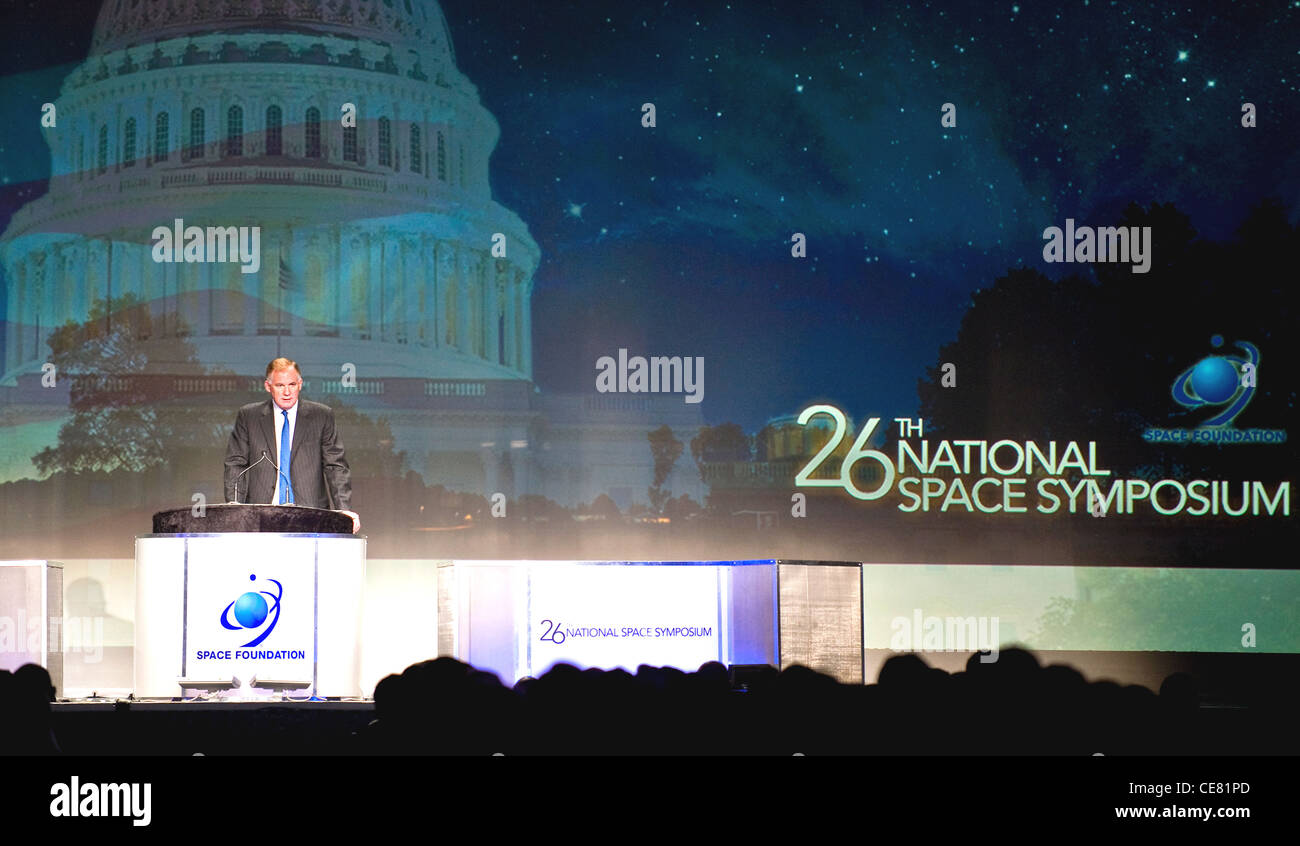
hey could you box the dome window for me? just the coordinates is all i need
[378,117,392,168]
[154,112,169,162]
[266,106,283,156]
[123,118,136,168]
[226,106,243,157]
[305,107,321,158]
[343,125,358,163]
[186,108,205,160]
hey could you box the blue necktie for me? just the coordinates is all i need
[279,409,294,504]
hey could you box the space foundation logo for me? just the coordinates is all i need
[1144,336,1287,445]
[194,574,305,662]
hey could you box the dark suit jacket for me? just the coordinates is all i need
[223,399,352,510]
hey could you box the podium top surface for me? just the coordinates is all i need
[138,532,362,539]
[152,503,353,534]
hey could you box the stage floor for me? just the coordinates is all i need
[48,699,377,756]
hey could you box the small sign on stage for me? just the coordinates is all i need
[525,564,723,677]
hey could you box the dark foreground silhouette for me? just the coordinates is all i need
[0,664,61,755]
[3,652,1294,755]
[359,650,1293,755]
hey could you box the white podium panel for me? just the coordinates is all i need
[0,560,64,695]
[135,534,364,698]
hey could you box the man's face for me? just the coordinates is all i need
[264,368,302,411]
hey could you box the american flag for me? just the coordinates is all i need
[278,254,293,291]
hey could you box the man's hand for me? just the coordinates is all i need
[340,509,360,534]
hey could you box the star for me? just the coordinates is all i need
[566,202,585,218]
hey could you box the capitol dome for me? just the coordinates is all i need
[91,0,457,70]
[2,0,539,385]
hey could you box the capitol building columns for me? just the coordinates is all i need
[434,240,450,349]
[501,263,516,370]
[335,227,352,339]
[11,258,28,365]
[454,246,470,358]
[401,236,418,345]
[423,235,439,348]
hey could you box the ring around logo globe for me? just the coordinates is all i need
[1189,356,1239,404]
[233,591,269,628]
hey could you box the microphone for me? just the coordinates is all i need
[264,449,293,506]
[230,450,270,504]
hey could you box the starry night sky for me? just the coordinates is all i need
[1,0,1297,431]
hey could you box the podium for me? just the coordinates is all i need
[135,505,364,699]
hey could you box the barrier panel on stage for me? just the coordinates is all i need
[135,532,365,698]
[436,559,863,684]
[778,561,864,683]
[0,560,64,696]
[858,563,1300,688]
[861,563,1300,654]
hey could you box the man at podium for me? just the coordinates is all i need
[223,357,360,533]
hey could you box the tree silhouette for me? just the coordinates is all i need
[662,492,702,522]
[918,267,1099,444]
[689,422,752,480]
[33,294,230,475]
[647,424,683,513]
[317,393,407,480]
[588,493,620,520]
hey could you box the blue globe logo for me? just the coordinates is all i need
[233,591,268,628]
[219,574,284,647]
[1170,337,1258,427]
[1189,357,1239,404]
